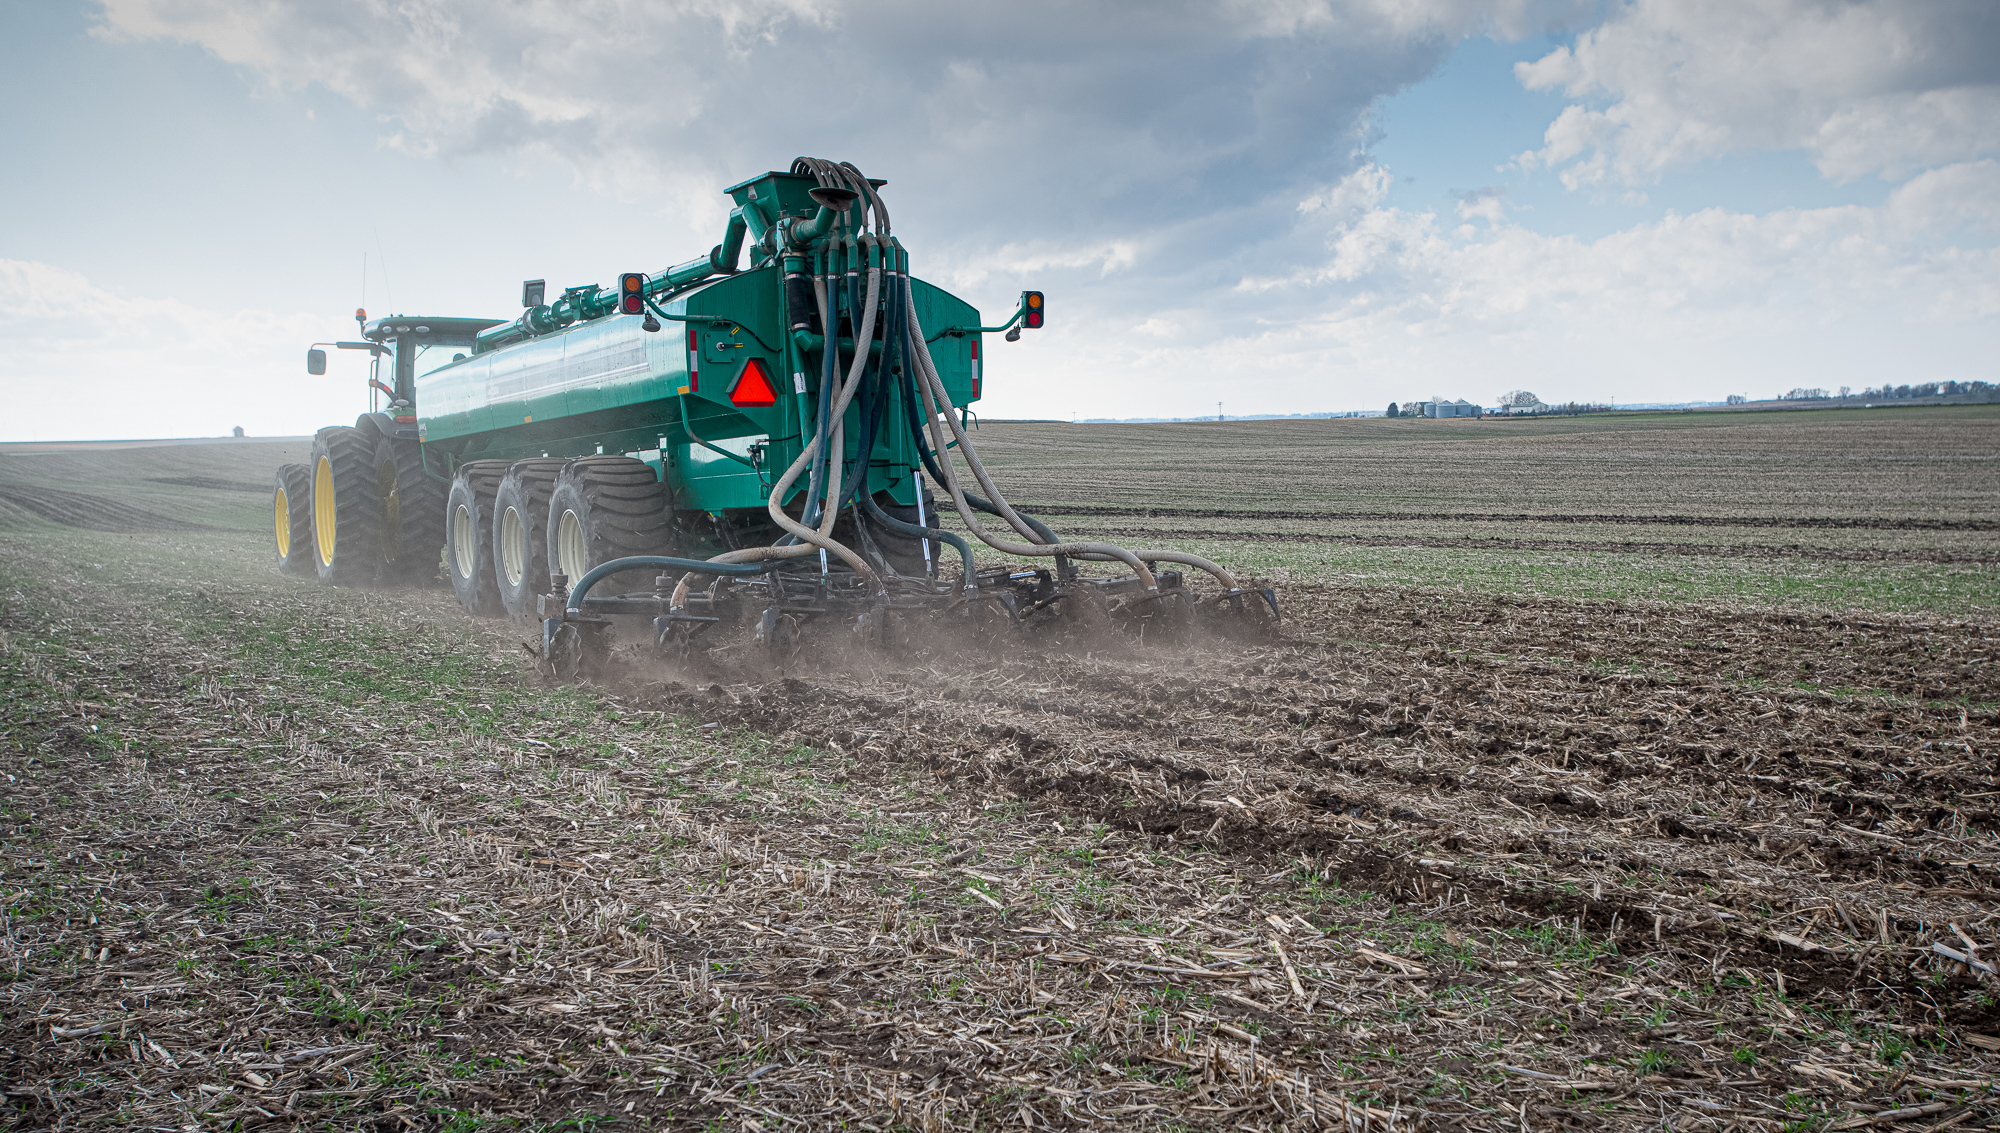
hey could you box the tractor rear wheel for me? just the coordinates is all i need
[492,459,567,620]
[546,456,673,587]
[374,434,446,585]
[309,426,383,586]
[445,460,510,617]
[272,463,314,575]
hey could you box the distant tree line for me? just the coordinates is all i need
[1779,380,1993,401]
[1855,380,1992,399]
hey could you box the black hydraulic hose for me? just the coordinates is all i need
[839,299,947,580]
[801,251,838,530]
[857,490,975,585]
[837,367,884,516]
[840,287,894,514]
[565,555,765,613]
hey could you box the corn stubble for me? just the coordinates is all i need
[2,413,1998,1130]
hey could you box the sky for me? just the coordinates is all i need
[1,0,1995,440]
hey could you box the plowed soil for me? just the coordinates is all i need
[0,483,237,533]
[2,417,1998,1131]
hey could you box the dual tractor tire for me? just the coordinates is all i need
[445,460,511,617]
[308,426,384,586]
[272,464,315,575]
[277,427,451,588]
[374,433,445,585]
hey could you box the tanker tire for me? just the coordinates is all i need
[869,488,939,578]
[492,459,568,620]
[272,463,315,575]
[445,460,510,617]
[546,456,674,586]
[373,433,447,586]
[309,426,384,587]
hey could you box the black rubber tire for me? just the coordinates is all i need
[545,456,674,586]
[272,463,314,575]
[445,460,510,617]
[870,488,939,577]
[309,426,383,587]
[374,433,447,586]
[491,459,567,620]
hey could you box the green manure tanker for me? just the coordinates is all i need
[272,158,1273,676]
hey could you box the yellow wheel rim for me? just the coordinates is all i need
[314,456,337,566]
[557,509,588,581]
[451,503,477,581]
[274,487,290,558]
[500,505,525,586]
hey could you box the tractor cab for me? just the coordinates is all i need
[362,315,503,427]
[308,314,501,441]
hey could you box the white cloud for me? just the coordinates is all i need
[54,0,1997,428]
[0,260,359,441]
[1039,165,1998,415]
[91,0,1505,233]
[1299,164,1392,217]
[1513,0,2000,186]
[1886,159,2000,232]
[1455,188,1507,224]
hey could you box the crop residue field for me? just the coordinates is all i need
[1,407,1997,1131]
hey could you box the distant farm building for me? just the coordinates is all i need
[1426,399,1483,418]
[1493,390,1547,415]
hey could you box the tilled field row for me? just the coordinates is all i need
[1025,526,2000,564]
[1010,506,2000,534]
[2,534,1999,1131]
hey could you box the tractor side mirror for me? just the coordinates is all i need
[306,348,327,376]
[522,279,546,308]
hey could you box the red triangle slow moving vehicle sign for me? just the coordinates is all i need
[728,357,779,407]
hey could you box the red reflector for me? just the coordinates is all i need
[972,376,981,399]
[970,341,979,360]
[393,415,417,424]
[729,357,778,407]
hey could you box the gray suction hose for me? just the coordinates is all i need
[670,257,883,609]
[761,255,880,574]
[901,287,1243,593]
[902,290,1159,589]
